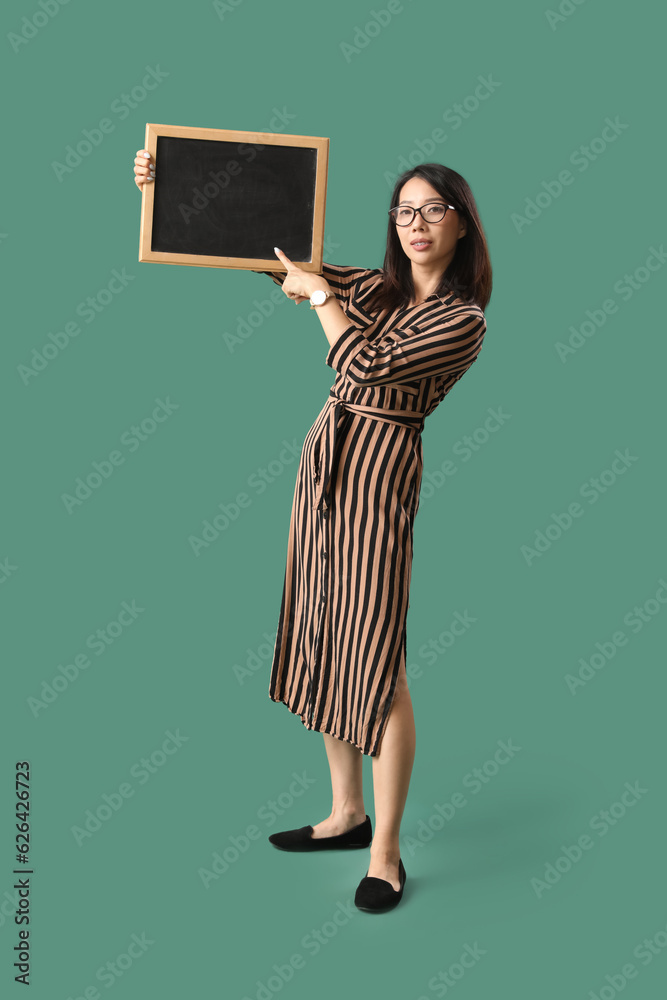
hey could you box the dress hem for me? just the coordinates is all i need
[268,693,381,757]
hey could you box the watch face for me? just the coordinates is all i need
[311,290,326,305]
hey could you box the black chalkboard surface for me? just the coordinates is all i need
[138,123,329,272]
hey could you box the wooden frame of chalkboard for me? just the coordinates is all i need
[138,122,329,272]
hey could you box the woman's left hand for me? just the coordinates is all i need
[274,247,330,305]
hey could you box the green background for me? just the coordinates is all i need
[2,0,665,997]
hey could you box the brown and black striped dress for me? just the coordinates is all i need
[260,263,487,756]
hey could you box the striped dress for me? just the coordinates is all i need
[260,263,487,756]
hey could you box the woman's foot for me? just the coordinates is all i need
[366,849,402,891]
[311,811,367,839]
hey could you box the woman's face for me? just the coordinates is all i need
[394,177,466,270]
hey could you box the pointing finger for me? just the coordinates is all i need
[274,246,293,268]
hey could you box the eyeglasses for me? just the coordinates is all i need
[389,202,457,226]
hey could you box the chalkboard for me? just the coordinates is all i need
[138,123,329,272]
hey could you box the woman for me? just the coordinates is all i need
[133,150,492,911]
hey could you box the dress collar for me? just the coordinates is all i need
[353,275,457,321]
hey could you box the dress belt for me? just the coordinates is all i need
[312,389,427,511]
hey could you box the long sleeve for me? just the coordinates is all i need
[325,303,487,386]
[258,262,378,307]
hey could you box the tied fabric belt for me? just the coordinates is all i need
[312,389,427,511]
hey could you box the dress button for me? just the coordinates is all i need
[323,550,328,558]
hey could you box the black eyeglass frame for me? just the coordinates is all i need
[388,202,458,226]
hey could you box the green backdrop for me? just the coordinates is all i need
[2,0,665,997]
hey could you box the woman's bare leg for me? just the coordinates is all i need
[367,663,415,889]
[310,733,367,838]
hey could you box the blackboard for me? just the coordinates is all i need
[138,123,329,272]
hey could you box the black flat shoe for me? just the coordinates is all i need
[354,857,406,912]
[268,815,372,852]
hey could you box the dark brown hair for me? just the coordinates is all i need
[365,163,492,314]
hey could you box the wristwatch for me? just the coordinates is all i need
[309,289,333,309]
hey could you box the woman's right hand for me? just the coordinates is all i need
[133,148,154,189]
